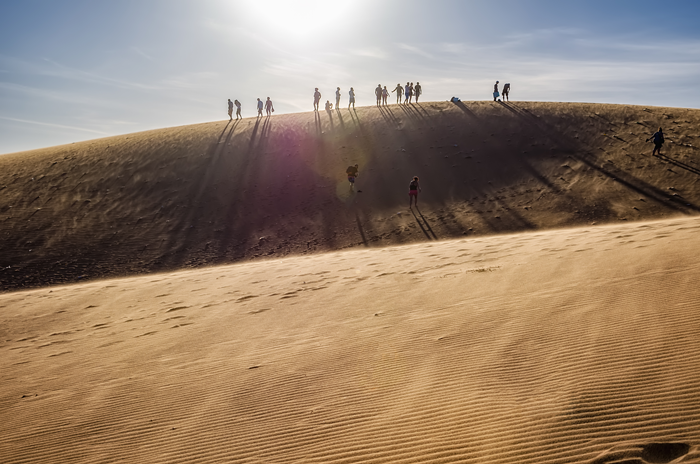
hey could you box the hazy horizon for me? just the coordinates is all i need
[1,0,699,154]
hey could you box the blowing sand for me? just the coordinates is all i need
[2,215,700,463]
[2,102,700,291]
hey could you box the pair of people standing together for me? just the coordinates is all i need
[390,82,421,104]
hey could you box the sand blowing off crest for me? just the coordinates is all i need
[1,101,700,293]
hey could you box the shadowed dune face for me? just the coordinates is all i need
[2,102,700,290]
[2,217,700,463]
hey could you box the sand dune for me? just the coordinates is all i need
[2,215,700,463]
[2,102,700,291]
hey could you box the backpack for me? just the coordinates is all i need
[409,180,418,190]
[450,97,461,103]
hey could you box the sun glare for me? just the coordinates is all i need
[243,0,353,36]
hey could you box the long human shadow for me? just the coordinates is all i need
[653,152,700,177]
[335,108,346,130]
[503,102,700,214]
[326,108,335,130]
[313,110,322,135]
[159,118,242,266]
[413,206,438,240]
[410,207,432,240]
[355,211,369,247]
[377,105,401,128]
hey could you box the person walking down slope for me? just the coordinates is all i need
[382,86,389,106]
[375,84,383,107]
[408,176,421,208]
[346,164,359,191]
[228,98,234,120]
[314,88,322,111]
[414,82,422,103]
[392,83,403,104]
[234,99,242,119]
[257,98,264,117]
[502,83,511,102]
[348,87,356,109]
[265,97,274,116]
[493,81,500,102]
[336,87,341,109]
[647,127,665,156]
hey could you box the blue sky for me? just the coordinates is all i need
[1,0,699,154]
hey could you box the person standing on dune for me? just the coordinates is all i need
[502,83,511,102]
[647,127,665,156]
[313,88,321,111]
[382,86,389,106]
[265,97,274,116]
[346,164,359,191]
[257,98,263,117]
[493,81,500,101]
[404,82,411,104]
[414,82,422,103]
[227,99,233,120]
[375,84,383,107]
[408,176,421,208]
[349,87,356,109]
[409,83,415,103]
[234,99,242,119]
[336,87,341,109]
[392,83,403,104]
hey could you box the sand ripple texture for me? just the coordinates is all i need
[2,216,700,463]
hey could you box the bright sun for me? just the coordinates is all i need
[242,0,353,36]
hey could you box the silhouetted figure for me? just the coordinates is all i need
[325,100,332,111]
[314,88,321,111]
[392,83,403,104]
[502,83,510,101]
[234,99,242,119]
[257,98,263,117]
[404,82,410,104]
[336,87,341,109]
[647,127,665,155]
[227,99,233,120]
[265,97,274,116]
[408,176,421,207]
[493,80,500,101]
[409,82,414,103]
[382,86,389,105]
[375,84,382,106]
[415,82,422,102]
[346,164,359,191]
[348,87,355,109]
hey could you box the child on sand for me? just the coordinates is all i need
[228,99,233,120]
[325,100,332,111]
[408,176,421,207]
[346,164,359,191]
[647,127,665,155]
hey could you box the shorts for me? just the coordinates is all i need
[409,190,418,196]
[348,176,355,183]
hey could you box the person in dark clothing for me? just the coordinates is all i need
[346,164,359,191]
[227,99,233,120]
[408,176,421,207]
[392,83,403,104]
[647,127,665,155]
[502,83,511,101]
[375,84,382,106]
[414,82,422,102]
[493,81,500,101]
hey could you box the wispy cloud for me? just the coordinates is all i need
[0,116,109,135]
[396,43,434,59]
[132,46,153,60]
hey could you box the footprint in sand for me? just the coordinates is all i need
[589,442,690,464]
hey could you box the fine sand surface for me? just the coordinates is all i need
[2,102,700,291]
[2,216,700,463]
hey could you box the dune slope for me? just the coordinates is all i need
[2,216,700,463]
[2,101,700,290]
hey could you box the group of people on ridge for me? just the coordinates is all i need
[380,82,422,106]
